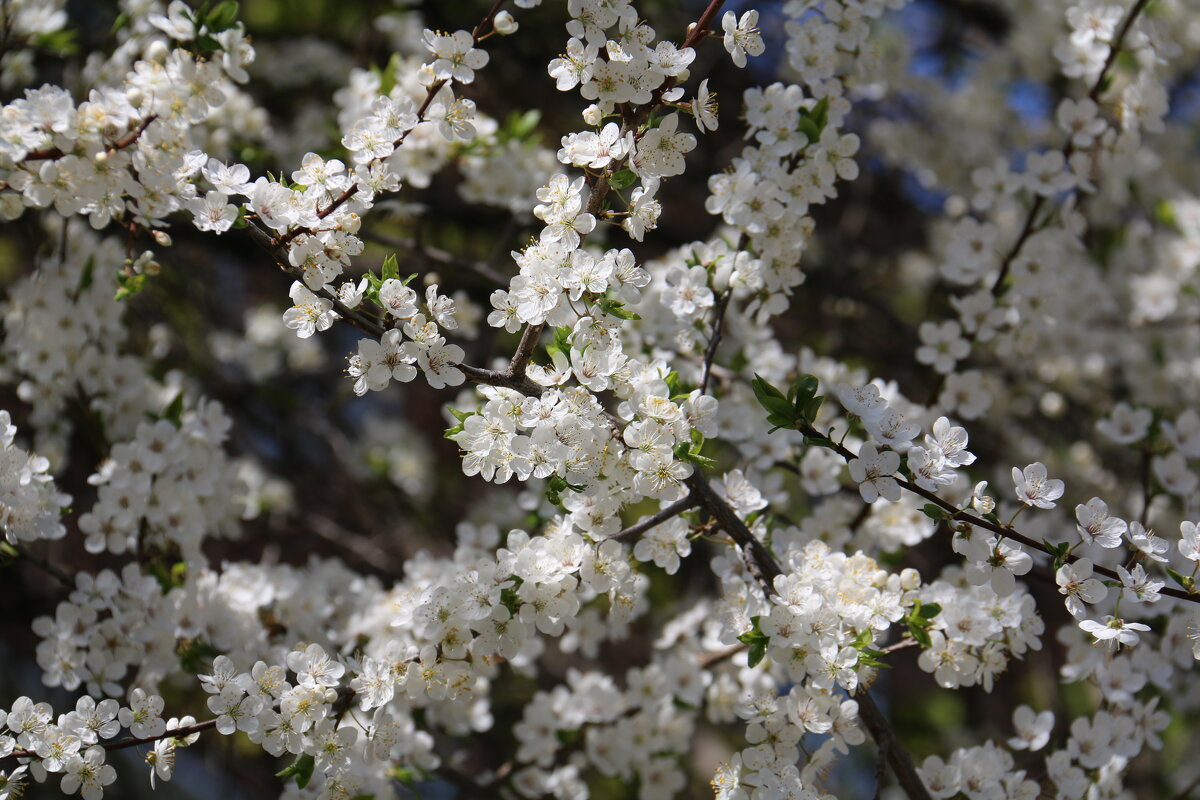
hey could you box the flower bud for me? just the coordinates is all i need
[146,40,169,63]
[494,11,518,35]
[582,104,602,126]
[152,230,172,247]
[900,568,921,591]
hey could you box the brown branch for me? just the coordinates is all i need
[698,642,747,668]
[794,424,1200,605]
[359,230,509,285]
[927,0,1152,404]
[611,494,700,543]
[685,460,933,800]
[8,719,218,761]
[1086,0,1152,104]
[854,691,933,800]
[682,0,728,50]
[20,114,158,163]
[4,543,74,587]
[471,0,509,41]
[700,289,732,395]
[1169,771,1200,800]
[686,471,783,594]
[506,322,544,379]
[273,2,510,250]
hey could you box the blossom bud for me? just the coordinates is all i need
[94,150,108,165]
[146,40,169,63]
[582,104,602,126]
[152,230,172,247]
[494,11,518,35]
[126,87,145,108]
[0,194,24,221]
[900,568,921,591]
[339,213,361,235]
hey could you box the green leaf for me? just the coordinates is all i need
[205,0,240,32]
[75,257,95,295]
[114,271,149,301]
[917,603,942,620]
[162,393,185,428]
[789,375,819,405]
[796,98,829,144]
[810,97,829,131]
[277,754,315,789]
[802,395,824,425]
[608,169,637,190]
[599,297,640,320]
[906,620,931,648]
[34,29,79,55]
[921,504,949,522]
[1166,567,1196,593]
[736,616,769,645]
[381,253,399,281]
[857,648,890,669]
[177,638,220,672]
[747,641,766,668]
[1042,538,1071,571]
[797,118,820,144]
[191,33,222,56]
[665,370,683,397]
[502,109,542,142]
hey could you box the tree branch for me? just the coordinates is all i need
[794,424,1200,604]
[854,691,933,800]
[611,494,700,543]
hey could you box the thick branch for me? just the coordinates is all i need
[854,691,933,800]
[686,471,783,593]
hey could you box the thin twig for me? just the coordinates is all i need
[794,424,1200,604]
[926,0,1152,404]
[5,544,74,587]
[697,642,747,668]
[611,494,700,543]
[7,720,218,761]
[700,289,732,395]
[20,114,158,163]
